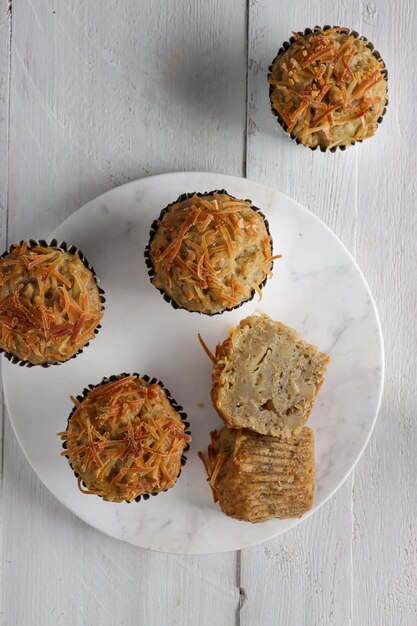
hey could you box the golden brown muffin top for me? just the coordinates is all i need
[269,27,387,149]
[0,242,103,365]
[59,375,191,503]
[148,192,278,314]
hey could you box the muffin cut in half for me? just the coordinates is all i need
[269,26,388,150]
[200,426,315,522]
[0,240,104,366]
[145,190,279,315]
[58,374,191,503]
[203,313,329,436]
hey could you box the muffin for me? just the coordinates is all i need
[200,426,315,522]
[145,190,279,315]
[0,240,104,366]
[201,313,329,436]
[58,374,191,503]
[268,26,388,150]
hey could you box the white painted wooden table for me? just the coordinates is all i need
[0,1,415,624]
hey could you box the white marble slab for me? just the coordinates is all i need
[2,172,384,554]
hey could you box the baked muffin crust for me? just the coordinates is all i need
[200,426,315,522]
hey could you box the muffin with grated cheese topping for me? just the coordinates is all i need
[58,373,191,503]
[145,190,279,315]
[268,26,388,150]
[0,240,104,366]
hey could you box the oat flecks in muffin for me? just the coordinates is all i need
[0,242,103,365]
[269,27,387,149]
[58,374,191,503]
[149,192,279,314]
[209,313,330,436]
[199,426,315,522]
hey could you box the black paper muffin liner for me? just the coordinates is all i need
[0,239,106,368]
[144,189,275,316]
[61,372,191,503]
[268,25,389,152]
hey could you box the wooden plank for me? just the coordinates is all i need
[7,0,248,239]
[2,1,246,624]
[0,0,11,622]
[241,2,361,624]
[352,2,417,624]
[240,482,352,625]
[0,0,9,245]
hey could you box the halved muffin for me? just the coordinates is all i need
[200,426,315,522]
[0,240,104,365]
[208,313,329,436]
[269,26,388,150]
[58,373,191,503]
[145,190,278,315]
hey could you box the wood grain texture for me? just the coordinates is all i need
[353,2,417,624]
[0,1,10,622]
[1,1,247,624]
[0,1,9,244]
[240,483,352,626]
[7,0,247,239]
[1,0,416,624]
[241,2,361,624]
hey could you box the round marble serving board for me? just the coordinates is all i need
[2,172,384,554]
